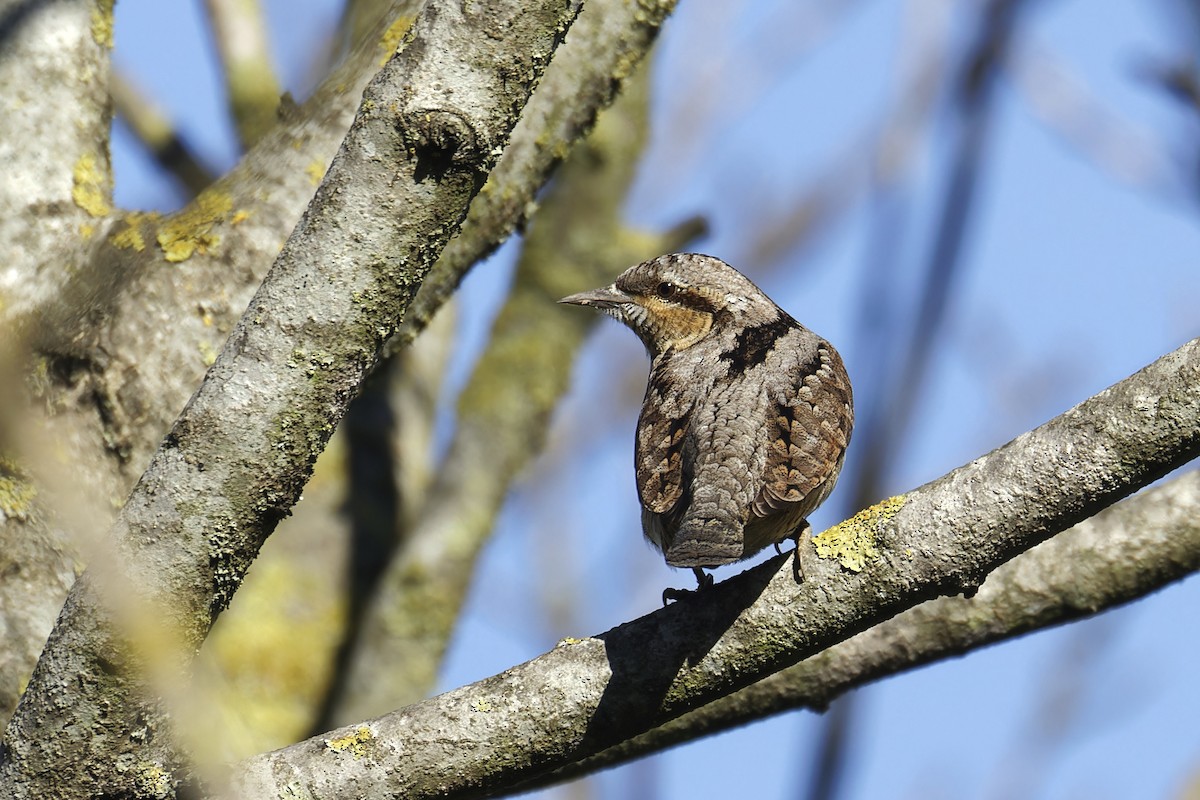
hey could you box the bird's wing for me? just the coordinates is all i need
[752,339,854,518]
[636,367,692,516]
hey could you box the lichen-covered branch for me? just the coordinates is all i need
[231,338,1200,800]
[519,469,1200,790]
[326,59,698,725]
[0,1,580,796]
[0,0,114,322]
[0,0,113,731]
[0,459,76,731]
[0,2,423,730]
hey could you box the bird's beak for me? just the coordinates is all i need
[558,284,632,309]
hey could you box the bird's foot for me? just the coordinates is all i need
[662,567,714,605]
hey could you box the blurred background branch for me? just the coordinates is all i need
[202,0,283,150]
[110,72,215,195]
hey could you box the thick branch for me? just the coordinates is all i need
[0,2,423,729]
[0,0,113,320]
[522,469,1200,789]
[232,338,1200,799]
[0,1,579,796]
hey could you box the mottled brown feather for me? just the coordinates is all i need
[635,365,690,516]
[560,252,854,572]
[752,343,853,520]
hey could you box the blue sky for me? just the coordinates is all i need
[111,1,1200,798]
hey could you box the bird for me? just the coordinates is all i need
[559,253,853,600]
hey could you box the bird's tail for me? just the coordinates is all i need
[665,517,743,568]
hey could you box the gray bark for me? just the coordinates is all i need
[0,0,112,319]
[0,1,580,796]
[521,468,1200,790]
[0,5,425,729]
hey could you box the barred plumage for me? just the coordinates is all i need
[561,253,853,593]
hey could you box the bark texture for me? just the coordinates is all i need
[0,1,579,796]
[0,5,424,730]
[522,468,1200,790]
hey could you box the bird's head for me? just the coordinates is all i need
[559,253,779,357]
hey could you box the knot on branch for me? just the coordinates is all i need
[399,108,483,182]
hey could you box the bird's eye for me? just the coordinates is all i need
[655,282,676,299]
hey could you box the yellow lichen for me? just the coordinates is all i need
[231,209,251,225]
[813,494,906,572]
[156,190,234,262]
[305,160,327,186]
[326,726,374,758]
[0,458,36,521]
[378,16,416,65]
[198,340,218,367]
[91,0,114,49]
[470,698,493,712]
[72,152,112,217]
[110,211,161,251]
[130,763,172,797]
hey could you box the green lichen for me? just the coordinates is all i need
[110,211,161,251]
[378,16,416,65]
[91,0,114,49]
[326,726,374,758]
[156,190,236,262]
[0,457,36,521]
[72,152,112,217]
[813,494,906,572]
[304,160,327,186]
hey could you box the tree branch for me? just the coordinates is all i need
[231,337,1200,799]
[0,2,423,728]
[0,0,113,322]
[202,0,283,150]
[519,468,1200,790]
[0,1,580,796]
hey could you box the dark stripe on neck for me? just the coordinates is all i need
[720,315,794,377]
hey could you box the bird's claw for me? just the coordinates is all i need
[662,568,714,605]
